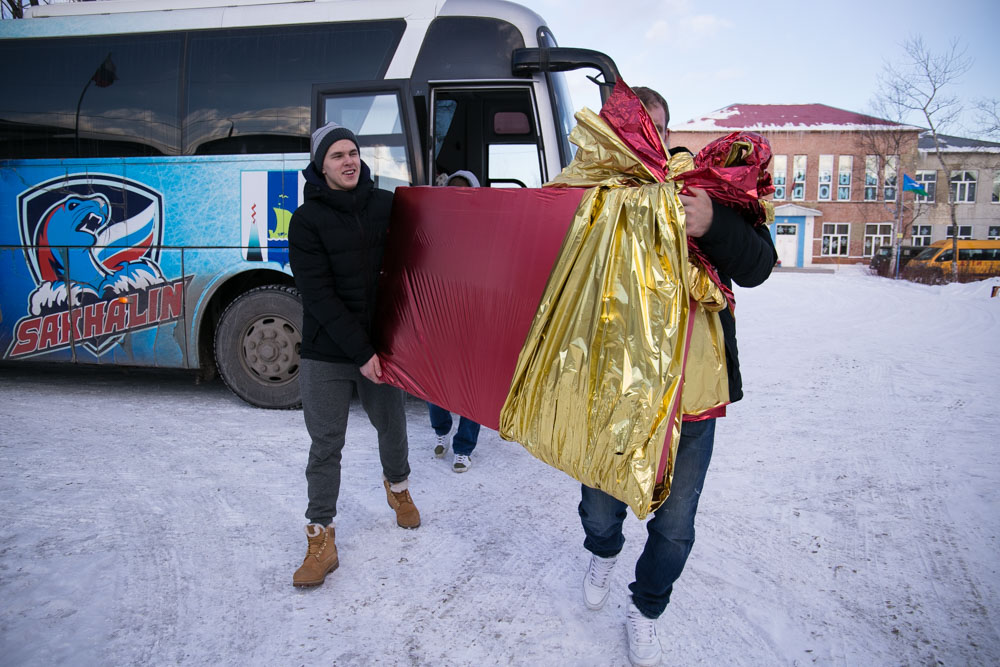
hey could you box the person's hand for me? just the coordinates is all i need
[679,187,713,238]
[360,354,383,384]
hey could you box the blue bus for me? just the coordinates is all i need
[0,0,618,407]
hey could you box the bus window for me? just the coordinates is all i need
[432,87,542,188]
[489,145,542,188]
[489,110,541,187]
[187,22,404,156]
[412,16,525,84]
[0,33,182,158]
[321,90,412,192]
[537,26,579,168]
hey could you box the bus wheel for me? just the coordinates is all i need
[215,285,302,409]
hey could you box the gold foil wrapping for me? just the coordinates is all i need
[499,108,730,518]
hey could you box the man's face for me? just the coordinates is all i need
[648,104,669,148]
[322,139,360,191]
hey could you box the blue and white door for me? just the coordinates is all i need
[774,223,799,267]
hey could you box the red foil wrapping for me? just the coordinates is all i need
[598,80,669,182]
[680,131,775,228]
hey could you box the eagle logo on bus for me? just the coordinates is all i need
[6,174,187,359]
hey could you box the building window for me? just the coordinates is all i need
[837,155,852,201]
[821,223,850,256]
[864,155,879,201]
[883,155,898,202]
[992,173,1000,203]
[792,155,807,201]
[864,223,893,256]
[818,154,833,201]
[773,155,787,200]
[915,170,936,203]
[949,170,977,203]
[911,225,931,246]
[946,225,973,239]
[988,225,1000,239]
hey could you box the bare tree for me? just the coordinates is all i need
[973,98,1000,139]
[856,115,920,276]
[2,0,31,19]
[1,0,66,20]
[4,1,107,19]
[874,36,972,282]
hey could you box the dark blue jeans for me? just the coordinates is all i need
[427,402,481,456]
[578,418,716,619]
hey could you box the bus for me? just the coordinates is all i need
[0,0,619,408]
[900,239,1000,284]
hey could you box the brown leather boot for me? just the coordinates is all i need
[292,524,338,587]
[384,480,421,529]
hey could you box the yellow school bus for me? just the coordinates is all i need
[901,239,1000,284]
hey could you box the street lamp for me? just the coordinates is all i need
[75,53,118,158]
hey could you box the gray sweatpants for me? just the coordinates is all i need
[299,358,410,525]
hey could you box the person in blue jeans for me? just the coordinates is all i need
[429,402,481,472]
[579,87,776,667]
[428,170,483,474]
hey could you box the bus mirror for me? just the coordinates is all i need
[512,47,619,102]
[494,111,531,135]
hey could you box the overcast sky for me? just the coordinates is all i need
[525,0,1000,139]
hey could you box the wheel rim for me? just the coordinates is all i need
[239,313,301,385]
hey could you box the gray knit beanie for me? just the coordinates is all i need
[311,122,360,171]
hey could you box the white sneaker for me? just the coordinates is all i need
[452,454,471,473]
[583,553,616,610]
[434,434,447,457]
[625,600,662,666]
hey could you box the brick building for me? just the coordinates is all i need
[670,104,921,268]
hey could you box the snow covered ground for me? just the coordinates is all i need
[2,266,999,666]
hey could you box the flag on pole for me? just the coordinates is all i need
[903,174,928,197]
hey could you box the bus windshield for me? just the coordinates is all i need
[538,27,576,168]
[914,247,940,261]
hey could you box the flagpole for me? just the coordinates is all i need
[894,182,904,279]
[897,175,928,278]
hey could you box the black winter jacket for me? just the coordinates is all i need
[672,143,778,404]
[288,161,394,365]
[697,200,777,404]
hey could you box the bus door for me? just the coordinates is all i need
[430,86,544,189]
[312,81,421,191]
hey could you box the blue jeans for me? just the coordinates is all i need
[427,402,480,456]
[578,418,716,619]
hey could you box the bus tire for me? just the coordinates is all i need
[214,285,302,409]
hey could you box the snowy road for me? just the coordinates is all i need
[2,268,999,666]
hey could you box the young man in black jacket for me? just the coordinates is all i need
[288,122,419,589]
[579,88,777,666]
